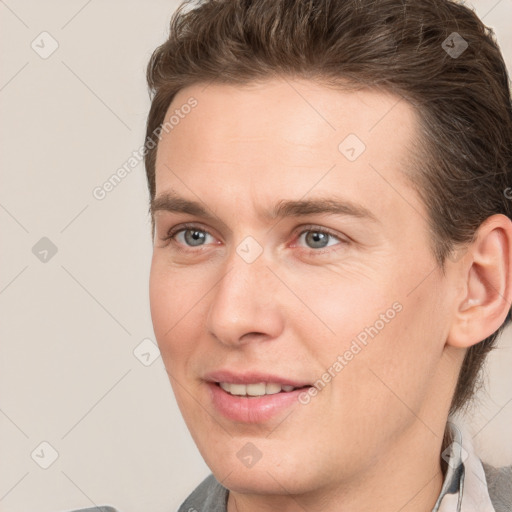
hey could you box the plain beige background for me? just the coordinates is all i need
[1,1,511,511]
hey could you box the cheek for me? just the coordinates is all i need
[149,263,171,340]
[301,265,442,410]
[149,254,195,330]
[291,268,395,348]
[149,257,210,371]
[149,259,190,358]
[350,292,444,419]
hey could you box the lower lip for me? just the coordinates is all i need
[207,382,310,423]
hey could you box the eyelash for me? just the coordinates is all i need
[161,222,348,256]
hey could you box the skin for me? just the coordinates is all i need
[149,77,512,512]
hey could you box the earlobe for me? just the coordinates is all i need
[447,214,512,349]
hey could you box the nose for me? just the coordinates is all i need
[206,246,284,347]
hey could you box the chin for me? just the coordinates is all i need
[217,468,304,495]
[206,451,319,496]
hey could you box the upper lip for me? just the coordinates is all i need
[204,370,312,388]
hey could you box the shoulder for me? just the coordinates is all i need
[177,473,229,512]
[482,462,512,512]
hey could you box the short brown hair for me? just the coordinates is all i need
[144,0,512,415]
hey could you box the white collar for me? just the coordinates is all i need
[432,421,495,512]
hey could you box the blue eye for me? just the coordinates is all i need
[298,229,341,250]
[171,227,214,247]
[163,223,347,255]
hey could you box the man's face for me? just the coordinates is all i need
[149,78,458,495]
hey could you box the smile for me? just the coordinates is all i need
[218,381,306,397]
[208,381,313,423]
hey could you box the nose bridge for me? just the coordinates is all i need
[206,241,282,345]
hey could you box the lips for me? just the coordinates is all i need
[204,370,314,422]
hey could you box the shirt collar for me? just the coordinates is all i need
[432,421,495,512]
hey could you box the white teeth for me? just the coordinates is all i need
[246,383,266,396]
[228,383,247,396]
[218,382,300,396]
[265,382,282,395]
[219,382,231,393]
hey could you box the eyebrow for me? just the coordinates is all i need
[150,191,379,224]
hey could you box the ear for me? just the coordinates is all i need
[446,214,512,349]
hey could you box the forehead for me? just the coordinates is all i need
[154,77,426,228]
[163,77,417,140]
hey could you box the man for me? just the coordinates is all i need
[144,0,512,511]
